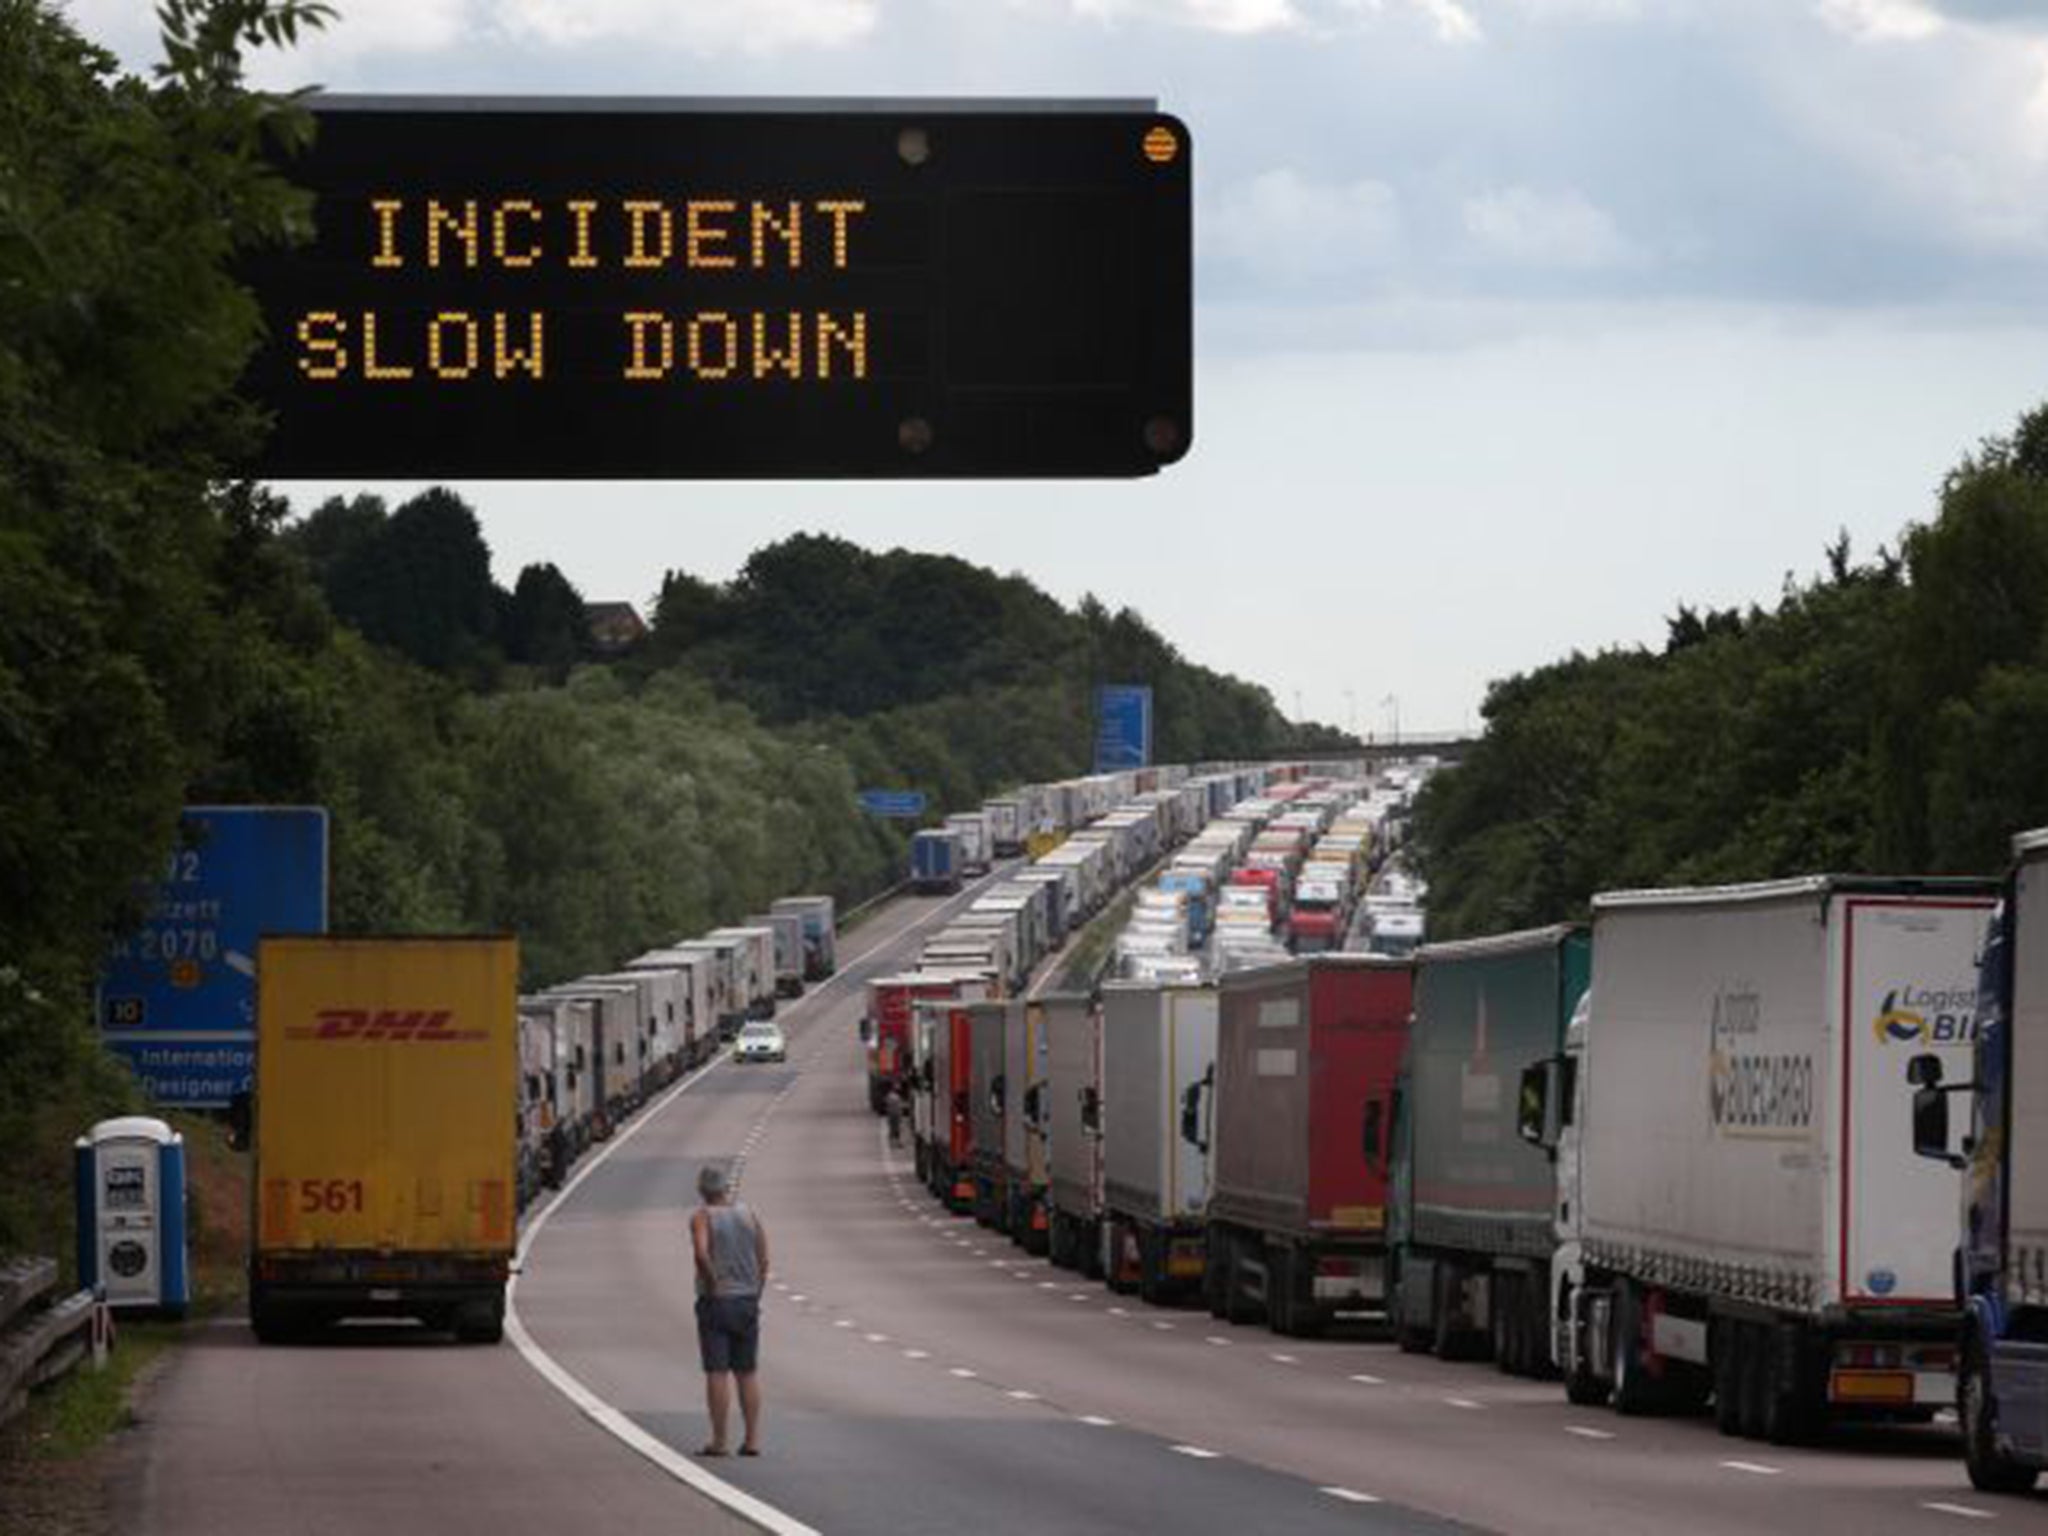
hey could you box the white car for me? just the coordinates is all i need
[734,1021,787,1064]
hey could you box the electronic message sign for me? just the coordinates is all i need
[243,99,1192,480]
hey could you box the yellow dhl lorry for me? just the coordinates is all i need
[247,935,519,1344]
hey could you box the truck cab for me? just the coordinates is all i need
[1911,836,2048,1492]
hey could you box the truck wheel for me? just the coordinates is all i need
[1269,1247,1301,1337]
[1392,1270,1430,1354]
[454,1292,505,1345]
[1961,1337,2041,1494]
[249,1287,303,1346]
[1713,1322,1744,1436]
[1204,1237,1231,1321]
[1735,1322,1769,1438]
[1495,1273,1525,1376]
[1761,1330,1819,1446]
[1610,1282,1654,1416]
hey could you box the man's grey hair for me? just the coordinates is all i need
[697,1163,729,1201]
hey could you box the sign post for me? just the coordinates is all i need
[244,99,1192,481]
[1094,684,1154,772]
[858,790,930,819]
[99,807,329,1108]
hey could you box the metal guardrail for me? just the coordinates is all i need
[0,1256,103,1428]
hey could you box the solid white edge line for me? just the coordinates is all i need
[1170,1444,1222,1459]
[1921,1501,1995,1520]
[508,883,995,1536]
[503,1307,816,1536]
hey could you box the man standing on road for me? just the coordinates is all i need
[690,1163,769,1457]
[883,1079,906,1148]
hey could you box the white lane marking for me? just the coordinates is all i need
[1321,1488,1383,1505]
[1077,1415,1117,1427]
[903,1349,930,1360]
[1005,1389,1040,1401]
[1445,1397,1483,1410]
[832,1319,854,1329]
[1922,1503,1995,1521]
[790,1293,807,1303]
[864,1333,889,1344]
[1718,1460,1782,1476]
[1270,1353,1299,1365]
[1069,1294,1091,1304]
[1565,1425,1616,1441]
[507,888,989,1536]
[1039,1281,1060,1290]
[772,1282,787,1291]
[1349,1373,1384,1386]
[1152,1321,1176,1331]
[1171,1445,1222,1460]
[1108,1307,1129,1317]
[1206,1337,1232,1347]
[948,1367,978,1379]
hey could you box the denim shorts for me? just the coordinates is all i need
[696,1294,761,1374]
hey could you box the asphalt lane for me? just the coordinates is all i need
[519,889,2048,1536]
[515,877,1461,1535]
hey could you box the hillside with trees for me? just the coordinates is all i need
[0,0,1339,1258]
[1414,408,2048,939]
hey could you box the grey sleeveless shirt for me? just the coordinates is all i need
[698,1202,763,1298]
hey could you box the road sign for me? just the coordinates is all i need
[100,807,329,1108]
[1094,684,1154,772]
[859,790,929,818]
[242,98,1193,480]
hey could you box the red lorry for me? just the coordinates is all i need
[1206,955,1413,1336]
[865,972,984,1114]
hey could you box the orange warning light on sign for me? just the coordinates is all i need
[1143,125,1180,164]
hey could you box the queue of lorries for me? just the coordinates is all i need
[239,895,838,1345]
[878,770,2048,1495]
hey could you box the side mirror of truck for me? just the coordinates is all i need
[858,1018,876,1048]
[990,1073,1007,1115]
[1906,1053,1944,1089]
[1912,1085,1956,1165]
[224,1090,252,1153]
[1517,1062,1553,1153]
[1080,1087,1101,1134]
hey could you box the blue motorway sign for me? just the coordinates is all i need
[1094,684,1154,772]
[99,806,328,1108]
[858,789,929,819]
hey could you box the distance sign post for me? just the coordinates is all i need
[100,807,329,1108]
[244,98,1193,480]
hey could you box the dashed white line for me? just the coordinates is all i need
[1718,1460,1782,1476]
[1077,1414,1117,1427]
[832,1319,854,1329]
[1444,1397,1483,1411]
[1069,1294,1091,1304]
[1320,1488,1383,1505]
[1206,1336,1232,1347]
[1270,1353,1299,1365]
[1038,1281,1060,1290]
[949,1367,978,1379]
[1108,1307,1129,1318]
[1349,1373,1384,1386]
[1171,1445,1222,1460]
[1152,1321,1176,1331]
[1005,1389,1041,1401]
[1565,1425,1616,1441]
[863,1333,889,1344]
[903,1348,930,1360]
[1921,1503,1995,1521]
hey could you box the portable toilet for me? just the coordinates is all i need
[75,1116,189,1316]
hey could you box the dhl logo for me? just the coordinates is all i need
[286,1009,488,1042]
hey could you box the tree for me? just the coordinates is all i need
[503,562,586,676]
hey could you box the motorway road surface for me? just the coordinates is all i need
[125,883,2048,1535]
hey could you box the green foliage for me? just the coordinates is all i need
[1417,402,2048,937]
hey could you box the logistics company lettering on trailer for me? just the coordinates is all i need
[243,100,1193,480]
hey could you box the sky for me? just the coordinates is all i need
[65,0,2048,734]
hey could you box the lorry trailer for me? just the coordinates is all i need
[1535,876,1995,1441]
[1101,981,1218,1303]
[1391,924,1588,1371]
[1208,955,1411,1336]
[249,935,519,1345]
[912,828,965,894]
[1045,991,1107,1278]
[771,895,838,981]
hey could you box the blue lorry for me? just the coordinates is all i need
[1913,828,2048,1492]
[911,828,964,895]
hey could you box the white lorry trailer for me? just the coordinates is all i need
[1100,980,1218,1303]
[1525,876,1996,1442]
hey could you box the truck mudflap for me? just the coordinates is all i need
[1311,1251,1388,1306]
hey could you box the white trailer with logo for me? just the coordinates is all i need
[1524,875,1996,1442]
[1100,980,1218,1304]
